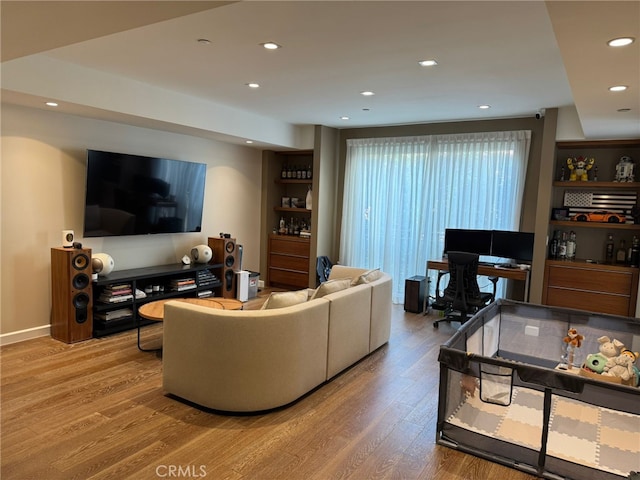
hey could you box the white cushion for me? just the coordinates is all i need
[351,268,383,286]
[310,278,352,300]
[261,289,309,310]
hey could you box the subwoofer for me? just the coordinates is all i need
[51,247,93,343]
[404,275,426,314]
[208,237,237,298]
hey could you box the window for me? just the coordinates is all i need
[340,130,531,303]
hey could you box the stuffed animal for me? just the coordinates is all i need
[602,349,638,381]
[597,336,624,359]
[563,328,584,348]
[584,352,608,374]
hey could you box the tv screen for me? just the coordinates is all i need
[443,229,492,256]
[491,230,535,262]
[83,150,206,237]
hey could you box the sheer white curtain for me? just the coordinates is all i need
[340,130,531,303]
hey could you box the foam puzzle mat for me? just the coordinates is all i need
[447,387,640,477]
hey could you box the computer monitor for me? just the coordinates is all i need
[491,230,534,263]
[443,229,492,257]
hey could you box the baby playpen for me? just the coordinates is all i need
[436,299,640,480]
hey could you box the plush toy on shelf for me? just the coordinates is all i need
[562,328,584,369]
[583,352,608,374]
[602,348,638,382]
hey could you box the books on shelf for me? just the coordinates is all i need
[170,277,196,292]
[98,283,134,304]
[197,290,214,298]
[94,308,133,322]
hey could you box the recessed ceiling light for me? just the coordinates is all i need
[197,38,211,45]
[246,83,260,88]
[360,91,375,96]
[418,59,438,67]
[608,37,635,47]
[45,102,58,107]
[261,42,281,50]
[478,104,491,109]
[617,108,632,112]
[245,140,254,144]
[340,116,350,120]
[609,85,628,92]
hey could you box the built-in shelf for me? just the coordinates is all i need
[549,220,640,230]
[274,207,311,213]
[553,181,639,189]
[275,179,313,185]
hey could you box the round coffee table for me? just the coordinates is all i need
[137,297,243,350]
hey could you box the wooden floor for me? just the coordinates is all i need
[1,294,537,480]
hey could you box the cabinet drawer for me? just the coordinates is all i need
[269,237,310,257]
[546,265,632,295]
[545,287,630,316]
[269,268,309,288]
[269,253,309,272]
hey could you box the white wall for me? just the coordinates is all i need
[1,104,262,342]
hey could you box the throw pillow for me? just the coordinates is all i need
[261,289,309,310]
[351,268,383,286]
[310,278,352,300]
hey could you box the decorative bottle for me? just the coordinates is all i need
[566,231,576,260]
[616,239,627,264]
[605,234,614,263]
[549,230,559,259]
[305,187,312,210]
[631,236,640,267]
[558,232,567,259]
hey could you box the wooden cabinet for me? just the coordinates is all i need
[542,139,640,315]
[268,234,311,289]
[542,260,638,316]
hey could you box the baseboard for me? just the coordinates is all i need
[0,325,51,346]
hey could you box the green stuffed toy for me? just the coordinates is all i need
[584,352,608,374]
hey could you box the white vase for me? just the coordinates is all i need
[306,187,312,210]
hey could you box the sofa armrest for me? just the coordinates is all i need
[162,298,330,412]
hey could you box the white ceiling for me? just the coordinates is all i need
[1,1,638,147]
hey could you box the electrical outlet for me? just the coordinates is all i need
[525,325,539,337]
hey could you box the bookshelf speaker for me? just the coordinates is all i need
[208,237,237,298]
[404,275,426,313]
[51,247,93,343]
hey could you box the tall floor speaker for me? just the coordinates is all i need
[208,237,237,298]
[50,247,93,343]
[404,275,426,313]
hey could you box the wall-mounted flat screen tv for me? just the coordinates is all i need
[83,150,206,237]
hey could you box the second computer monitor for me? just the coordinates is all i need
[444,229,492,256]
[491,230,534,263]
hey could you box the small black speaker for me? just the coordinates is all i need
[404,275,426,313]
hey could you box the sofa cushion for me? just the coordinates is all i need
[351,268,383,286]
[261,289,309,309]
[310,278,352,300]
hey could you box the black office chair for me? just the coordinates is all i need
[433,251,494,328]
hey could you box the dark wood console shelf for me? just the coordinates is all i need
[92,262,223,337]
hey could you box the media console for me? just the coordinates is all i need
[92,262,223,337]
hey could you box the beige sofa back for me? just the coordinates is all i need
[328,265,392,352]
[163,298,330,412]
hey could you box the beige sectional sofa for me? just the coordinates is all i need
[162,265,392,412]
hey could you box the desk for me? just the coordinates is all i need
[426,259,531,303]
[137,297,243,351]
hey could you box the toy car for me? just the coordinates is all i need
[571,211,627,223]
